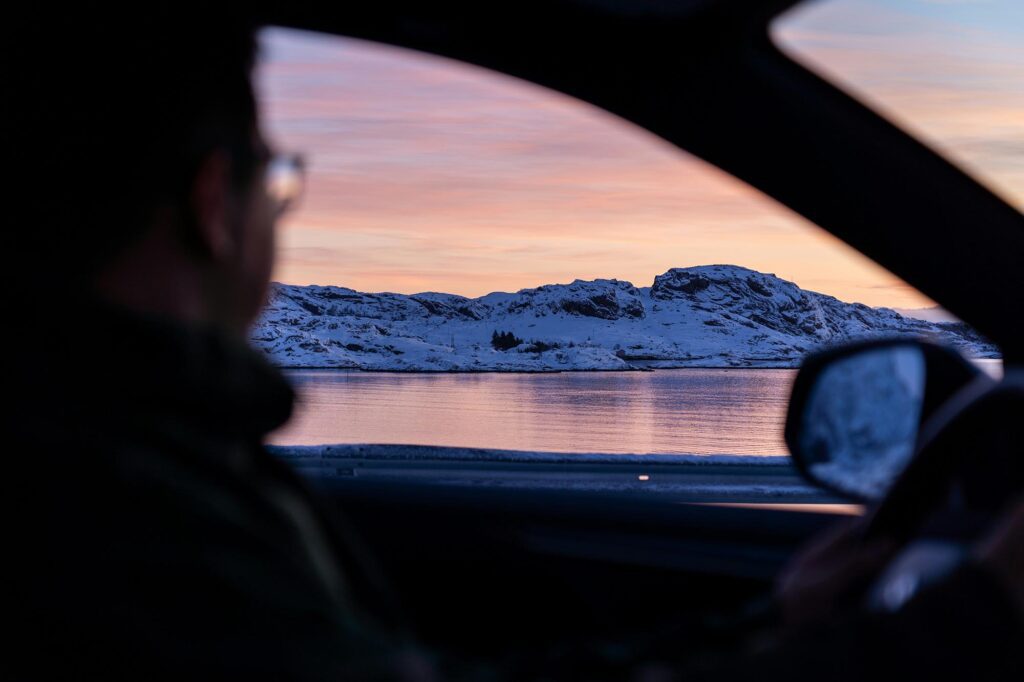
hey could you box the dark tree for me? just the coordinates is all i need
[490,330,522,351]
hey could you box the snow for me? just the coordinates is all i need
[801,346,926,499]
[268,444,826,499]
[250,265,999,372]
[271,443,795,466]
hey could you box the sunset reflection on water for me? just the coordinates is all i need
[270,368,797,456]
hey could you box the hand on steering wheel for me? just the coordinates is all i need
[775,518,898,627]
[777,497,1024,628]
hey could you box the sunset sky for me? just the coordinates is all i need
[257,0,1022,309]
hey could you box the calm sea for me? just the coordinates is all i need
[270,360,1004,455]
[270,369,798,455]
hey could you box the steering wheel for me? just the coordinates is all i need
[862,368,1024,611]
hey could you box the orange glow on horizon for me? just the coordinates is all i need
[258,1,1022,310]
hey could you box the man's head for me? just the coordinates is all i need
[10,7,285,332]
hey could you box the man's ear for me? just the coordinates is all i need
[188,149,235,261]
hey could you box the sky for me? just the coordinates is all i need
[257,0,1022,308]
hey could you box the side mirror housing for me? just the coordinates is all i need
[785,339,982,501]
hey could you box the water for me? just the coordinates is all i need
[270,369,797,455]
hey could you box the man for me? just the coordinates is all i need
[5,6,1020,682]
[6,8,431,681]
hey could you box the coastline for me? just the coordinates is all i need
[275,364,796,373]
[274,356,1002,374]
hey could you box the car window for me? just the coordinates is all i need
[773,0,1024,211]
[256,26,1000,457]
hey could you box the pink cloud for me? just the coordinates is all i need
[256,20,1019,308]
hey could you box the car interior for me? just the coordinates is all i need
[245,0,1022,666]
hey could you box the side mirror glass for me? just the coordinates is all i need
[799,346,925,499]
[786,340,981,501]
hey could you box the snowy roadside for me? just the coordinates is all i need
[269,443,841,503]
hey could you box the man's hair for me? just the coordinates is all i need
[8,7,259,287]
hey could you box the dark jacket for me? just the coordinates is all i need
[6,299,421,681]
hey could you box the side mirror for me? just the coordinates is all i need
[785,339,981,501]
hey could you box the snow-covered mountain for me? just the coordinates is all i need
[250,265,999,371]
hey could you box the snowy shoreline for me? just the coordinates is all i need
[278,363,799,373]
[268,444,849,502]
